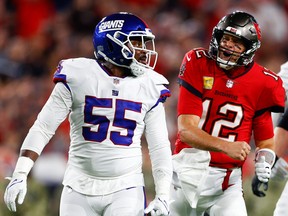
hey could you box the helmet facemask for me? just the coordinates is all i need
[215,32,247,70]
[97,30,158,76]
[128,33,158,76]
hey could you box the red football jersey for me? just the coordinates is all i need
[175,48,285,169]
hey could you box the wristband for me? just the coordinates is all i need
[255,148,275,166]
[13,156,34,175]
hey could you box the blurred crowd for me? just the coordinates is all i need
[0,0,288,215]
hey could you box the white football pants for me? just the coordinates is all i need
[274,181,288,216]
[170,167,247,216]
[59,185,146,216]
[170,183,247,216]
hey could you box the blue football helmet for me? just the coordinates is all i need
[93,12,158,76]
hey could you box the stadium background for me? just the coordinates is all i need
[0,0,288,215]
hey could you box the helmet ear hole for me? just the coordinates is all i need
[122,47,132,58]
[107,40,114,52]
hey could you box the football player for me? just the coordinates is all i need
[252,61,288,216]
[170,11,285,216]
[4,12,172,216]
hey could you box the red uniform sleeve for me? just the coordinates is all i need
[253,111,274,140]
[177,86,203,117]
[177,49,205,117]
[256,68,285,114]
[253,68,284,140]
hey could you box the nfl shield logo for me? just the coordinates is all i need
[226,80,234,88]
[113,78,120,85]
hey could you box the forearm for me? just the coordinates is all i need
[177,114,229,152]
[20,150,39,161]
[177,114,250,160]
[20,123,55,155]
[273,106,288,157]
[145,103,172,197]
[150,146,172,197]
[178,126,228,152]
[12,150,39,176]
[274,127,288,158]
[267,127,288,181]
[255,138,274,151]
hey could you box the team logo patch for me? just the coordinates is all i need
[54,61,63,75]
[99,20,124,33]
[112,90,119,96]
[226,26,240,35]
[203,76,214,89]
[179,63,186,76]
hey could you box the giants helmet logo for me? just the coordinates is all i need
[99,20,125,33]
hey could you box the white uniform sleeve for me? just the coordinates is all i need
[144,103,173,197]
[272,62,288,127]
[21,82,72,155]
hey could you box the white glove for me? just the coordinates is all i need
[255,156,272,183]
[4,172,28,212]
[271,157,288,181]
[144,196,169,216]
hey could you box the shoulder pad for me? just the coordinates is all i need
[146,69,169,85]
[60,57,95,69]
[53,58,96,84]
[280,61,288,72]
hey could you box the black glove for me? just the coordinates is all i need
[251,175,269,197]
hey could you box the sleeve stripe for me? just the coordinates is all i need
[149,89,171,112]
[177,77,202,98]
[53,74,71,92]
[254,106,285,118]
[53,73,67,83]
[159,89,171,102]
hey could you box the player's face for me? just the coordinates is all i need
[218,34,246,64]
[128,38,148,65]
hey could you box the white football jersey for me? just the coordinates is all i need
[22,57,171,195]
[272,61,288,126]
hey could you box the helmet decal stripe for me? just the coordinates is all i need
[253,22,262,40]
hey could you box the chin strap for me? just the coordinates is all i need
[217,56,237,70]
[130,61,149,76]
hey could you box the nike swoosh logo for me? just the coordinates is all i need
[8,179,23,189]
[158,197,169,211]
[186,55,191,61]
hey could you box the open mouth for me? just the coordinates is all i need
[223,51,232,57]
[219,49,241,61]
[138,55,147,64]
[220,46,241,58]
